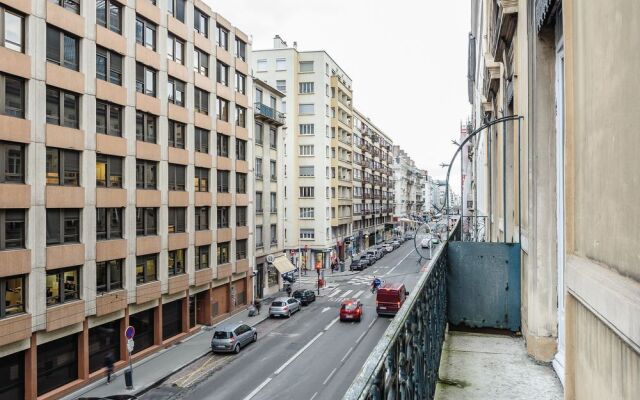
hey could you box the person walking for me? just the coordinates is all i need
[254,299,261,315]
[104,351,114,384]
[286,284,292,297]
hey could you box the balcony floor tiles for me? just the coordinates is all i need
[435,331,563,400]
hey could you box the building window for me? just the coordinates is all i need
[299,103,314,115]
[299,186,314,198]
[135,16,156,51]
[167,34,184,64]
[235,72,246,94]
[46,209,80,245]
[0,141,24,183]
[236,139,247,161]
[270,192,277,213]
[255,225,263,247]
[255,158,263,178]
[168,207,186,233]
[96,259,123,294]
[299,166,314,177]
[96,0,122,34]
[168,120,185,149]
[216,97,229,121]
[1,7,24,52]
[46,25,79,71]
[1,73,25,118]
[194,167,209,192]
[0,275,25,318]
[168,164,185,191]
[235,106,246,127]
[299,145,314,156]
[46,266,80,305]
[96,101,122,137]
[236,206,247,227]
[299,82,314,93]
[217,242,229,264]
[195,88,209,114]
[255,88,263,104]
[194,48,209,76]
[194,128,209,153]
[168,249,186,276]
[299,207,314,219]
[270,224,277,244]
[299,61,314,73]
[136,111,157,143]
[255,123,263,145]
[236,172,246,194]
[168,78,185,106]
[217,206,229,228]
[136,160,157,189]
[256,59,267,72]
[96,46,122,85]
[167,0,185,22]
[195,245,209,270]
[300,229,315,240]
[255,192,263,212]
[216,24,228,50]
[136,254,157,283]
[136,207,157,236]
[46,147,80,186]
[37,333,78,396]
[236,239,247,260]
[275,58,286,71]
[96,208,122,240]
[276,80,286,92]
[135,63,156,96]
[217,133,229,157]
[235,38,246,60]
[270,160,277,181]
[195,207,209,230]
[194,7,209,37]
[216,62,229,86]
[88,320,120,374]
[0,209,24,250]
[46,86,80,128]
[269,128,277,149]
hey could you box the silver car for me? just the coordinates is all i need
[269,297,301,318]
[211,322,257,354]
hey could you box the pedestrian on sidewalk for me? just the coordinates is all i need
[104,351,114,384]
[254,299,261,315]
[285,284,292,297]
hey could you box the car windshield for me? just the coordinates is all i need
[213,331,232,339]
[272,301,285,307]
[292,291,303,297]
[342,303,358,311]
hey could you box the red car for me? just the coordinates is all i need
[339,299,363,322]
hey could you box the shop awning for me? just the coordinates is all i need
[271,256,295,274]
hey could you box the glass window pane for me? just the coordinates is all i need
[4,76,24,118]
[46,271,60,305]
[4,276,25,314]
[63,34,78,70]
[145,26,154,49]
[109,3,121,33]
[96,102,107,134]
[62,269,79,301]
[96,156,106,187]
[46,26,60,64]
[96,53,107,81]
[63,211,80,242]
[63,93,78,128]
[109,260,122,290]
[46,148,60,185]
[110,53,122,85]
[46,88,60,125]
[109,105,121,136]
[145,69,155,95]
[96,0,107,26]
[96,262,107,293]
[46,209,61,245]
[4,12,23,52]
[63,150,80,186]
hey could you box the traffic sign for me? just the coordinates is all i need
[125,326,135,339]
[127,339,134,353]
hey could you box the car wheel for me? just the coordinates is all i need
[253,333,257,343]
[234,344,240,354]
[287,311,291,318]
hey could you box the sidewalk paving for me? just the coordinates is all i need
[63,302,273,400]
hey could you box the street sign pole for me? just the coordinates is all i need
[124,326,135,390]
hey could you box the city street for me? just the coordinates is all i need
[141,239,431,400]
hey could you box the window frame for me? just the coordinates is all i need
[136,207,157,236]
[168,77,186,107]
[0,274,25,317]
[96,100,122,137]
[235,105,246,127]
[194,128,209,153]
[135,159,157,189]
[0,141,25,183]
[46,208,80,245]
[46,147,80,186]
[0,209,25,250]
[46,25,79,71]
[167,0,185,23]
[168,163,186,191]
[168,248,186,276]
[96,207,123,241]
[193,48,209,76]
[217,133,229,157]
[96,259,123,294]
[168,207,186,233]
[135,16,157,51]
[216,62,229,86]
[194,167,209,192]
[216,170,229,193]
[96,0,122,34]
[96,46,123,85]
[194,88,209,114]
[96,153,123,188]
[46,266,80,306]
[235,72,246,94]
[194,7,209,37]
[216,24,229,50]
[236,206,247,227]
[194,245,210,270]
[0,73,25,118]
[167,34,185,64]
[135,63,157,97]
[46,86,80,128]
[236,239,247,260]
[216,242,230,265]
[195,206,209,230]
[136,111,157,143]
[168,120,186,149]
[136,254,157,284]
[236,139,247,161]
[235,38,246,60]
[0,7,25,53]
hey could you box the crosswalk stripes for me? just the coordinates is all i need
[353,290,365,298]
[328,289,341,298]
[347,275,375,286]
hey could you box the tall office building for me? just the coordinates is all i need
[0,0,253,397]
[252,36,354,269]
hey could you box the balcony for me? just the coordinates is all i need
[254,102,285,126]
[490,0,518,63]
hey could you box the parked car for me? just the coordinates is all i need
[420,237,432,249]
[339,299,363,322]
[269,297,301,318]
[292,289,316,305]
[404,231,416,240]
[211,322,257,354]
[376,282,409,316]
[384,244,394,253]
[367,248,384,260]
[392,240,401,249]
[364,253,377,265]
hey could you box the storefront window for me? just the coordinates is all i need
[130,309,154,354]
[0,350,24,399]
[162,300,182,340]
[89,320,120,373]
[267,264,278,287]
[37,334,78,396]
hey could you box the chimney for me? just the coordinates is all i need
[293,41,298,49]
[273,35,287,49]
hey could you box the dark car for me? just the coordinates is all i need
[292,289,316,305]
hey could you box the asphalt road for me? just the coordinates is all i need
[148,238,432,400]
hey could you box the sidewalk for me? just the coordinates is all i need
[63,303,271,400]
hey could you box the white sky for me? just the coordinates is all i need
[206,0,470,182]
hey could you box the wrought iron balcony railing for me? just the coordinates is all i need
[254,102,285,126]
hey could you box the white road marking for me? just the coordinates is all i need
[274,332,323,375]
[341,289,354,298]
[368,318,377,329]
[355,330,367,344]
[328,290,341,298]
[321,307,331,313]
[372,269,379,274]
[324,317,339,331]
[323,367,337,385]
[310,392,318,400]
[353,290,365,299]
[385,248,416,276]
[242,377,272,400]
[341,346,354,363]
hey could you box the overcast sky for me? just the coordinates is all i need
[206,0,470,182]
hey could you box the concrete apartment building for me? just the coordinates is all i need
[0,0,254,398]
[468,0,640,398]
[352,109,394,253]
[252,78,288,299]
[252,36,355,268]
[392,146,419,218]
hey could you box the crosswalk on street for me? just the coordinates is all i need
[326,289,368,302]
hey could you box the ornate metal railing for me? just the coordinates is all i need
[343,223,455,400]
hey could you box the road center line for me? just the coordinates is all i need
[385,248,416,276]
[310,392,318,400]
[356,330,367,344]
[324,317,339,331]
[323,367,337,385]
[372,269,378,274]
[242,377,272,400]
[341,346,354,363]
[274,331,323,375]
[321,307,331,313]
